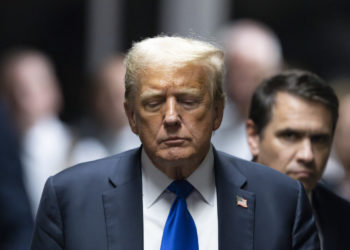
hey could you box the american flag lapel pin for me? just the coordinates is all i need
[236,195,248,208]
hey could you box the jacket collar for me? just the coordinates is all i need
[102,147,144,250]
[102,147,256,250]
[214,148,255,250]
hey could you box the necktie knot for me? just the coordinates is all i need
[168,180,193,199]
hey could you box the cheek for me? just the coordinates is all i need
[184,111,215,136]
[314,149,331,172]
[259,139,279,158]
[136,113,163,137]
[259,142,291,172]
[274,152,293,172]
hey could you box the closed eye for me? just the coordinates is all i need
[142,99,164,111]
[177,95,202,110]
[180,99,199,109]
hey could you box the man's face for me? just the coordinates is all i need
[125,64,223,178]
[247,92,333,191]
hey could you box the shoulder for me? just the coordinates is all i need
[313,182,350,212]
[49,147,142,190]
[214,149,303,203]
[215,150,298,187]
[214,149,316,242]
[313,182,350,242]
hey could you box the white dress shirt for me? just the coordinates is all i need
[142,146,218,250]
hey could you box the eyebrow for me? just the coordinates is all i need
[177,88,203,96]
[140,89,164,101]
[276,128,331,136]
[140,88,203,100]
[276,128,301,133]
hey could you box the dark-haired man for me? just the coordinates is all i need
[246,69,350,250]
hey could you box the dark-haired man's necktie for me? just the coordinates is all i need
[160,180,199,250]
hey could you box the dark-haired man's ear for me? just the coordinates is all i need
[246,119,260,159]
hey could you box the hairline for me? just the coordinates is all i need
[124,36,225,107]
[251,71,339,138]
[259,90,335,138]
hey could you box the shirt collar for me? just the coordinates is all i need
[307,191,312,202]
[141,145,216,208]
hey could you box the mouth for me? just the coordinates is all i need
[160,137,188,146]
[289,170,313,179]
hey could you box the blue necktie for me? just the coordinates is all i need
[160,180,199,250]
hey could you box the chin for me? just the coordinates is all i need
[157,147,194,162]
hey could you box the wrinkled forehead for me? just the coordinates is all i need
[137,63,210,90]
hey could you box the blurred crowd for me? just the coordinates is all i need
[1,19,350,249]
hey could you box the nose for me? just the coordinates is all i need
[296,138,314,164]
[163,97,180,127]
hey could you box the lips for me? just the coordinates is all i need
[289,170,313,179]
[160,137,188,146]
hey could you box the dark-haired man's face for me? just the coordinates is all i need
[247,92,333,191]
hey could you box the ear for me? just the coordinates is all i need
[246,119,260,157]
[212,100,224,131]
[124,101,139,135]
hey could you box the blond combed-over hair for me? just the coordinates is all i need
[124,35,225,104]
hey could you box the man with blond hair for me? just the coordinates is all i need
[31,36,319,250]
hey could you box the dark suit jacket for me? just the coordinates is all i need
[0,102,33,250]
[312,183,350,250]
[31,147,319,250]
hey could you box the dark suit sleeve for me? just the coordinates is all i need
[292,181,320,250]
[30,177,64,250]
[0,102,33,250]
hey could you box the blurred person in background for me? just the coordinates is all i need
[332,88,350,201]
[0,49,73,216]
[69,55,140,165]
[246,69,350,250]
[212,19,283,159]
[0,100,33,250]
[319,79,350,194]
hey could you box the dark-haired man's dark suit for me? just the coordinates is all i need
[312,183,350,250]
[31,148,320,250]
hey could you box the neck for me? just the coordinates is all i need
[152,155,202,179]
[149,147,211,180]
[157,164,198,180]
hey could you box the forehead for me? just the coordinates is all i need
[268,92,333,133]
[137,64,209,92]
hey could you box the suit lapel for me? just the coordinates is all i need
[312,184,334,249]
[214,150,255,250]
[102,149,144,250]
[100,147,256,250]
